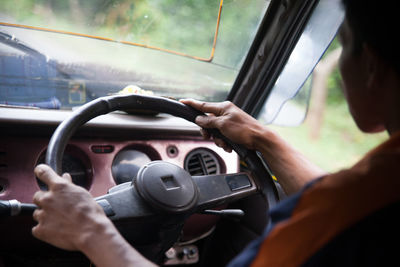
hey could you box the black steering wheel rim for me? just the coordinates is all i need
[45,94,280,206]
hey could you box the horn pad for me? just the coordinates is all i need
[134,161,198,213]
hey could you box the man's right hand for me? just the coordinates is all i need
[181,99,326,195]
[180,99,266,152]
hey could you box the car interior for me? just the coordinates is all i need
[0,0,343,266]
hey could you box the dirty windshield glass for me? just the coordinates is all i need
[0,0,269,109]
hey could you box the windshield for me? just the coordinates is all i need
[0,0,269,110]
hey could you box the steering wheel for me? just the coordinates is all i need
[45,94,280,262]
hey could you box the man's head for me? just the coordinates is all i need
[338,0,400,133]
[341,0,399,74]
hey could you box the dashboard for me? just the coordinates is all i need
[0,107,239,252]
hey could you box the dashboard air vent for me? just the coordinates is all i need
[184,149,220,176]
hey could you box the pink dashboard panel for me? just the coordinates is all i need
[0,135,239,242]
[0,136,238,199]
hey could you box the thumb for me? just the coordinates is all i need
[35,164,66,188]
[195,115,221,129]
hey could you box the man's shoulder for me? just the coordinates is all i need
[302,200,400,267]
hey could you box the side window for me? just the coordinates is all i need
[257,0,344,126]
[257,0,388,172]
[268,39,388,172]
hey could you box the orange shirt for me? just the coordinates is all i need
[249,133,400,266]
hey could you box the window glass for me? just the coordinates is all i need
[0,0,270,109]
[269,39,389,172]
[257,0,344,126]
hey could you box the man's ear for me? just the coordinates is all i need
[363,44,385,92]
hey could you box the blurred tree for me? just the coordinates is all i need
[308,46,342,140]
[69,0,85,26]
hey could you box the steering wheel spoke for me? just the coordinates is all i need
[194,172,257,211]
[95,171,258,221]
[95,184,154,221]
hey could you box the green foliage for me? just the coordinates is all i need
[272,102,388,172]
[324,36,341,55]
[0,0,266,68]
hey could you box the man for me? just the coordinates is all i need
[33,0,400,265]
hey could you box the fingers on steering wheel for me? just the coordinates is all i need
[181,99,225,115]
[214,137,232,153]
[32,223,47,241]
[199,128,211,139]
[62,172,72,183]
[32,208,44,222]
[33,190,46,207]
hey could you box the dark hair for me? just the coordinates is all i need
[341,0,400,73]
